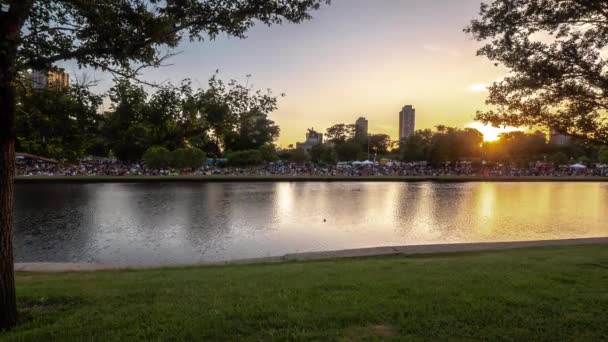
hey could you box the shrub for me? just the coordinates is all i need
[259,144,279,162]
[226,149,263,167]
[290,148,310,163]
[143,146,171,169]
[171,147,206,169]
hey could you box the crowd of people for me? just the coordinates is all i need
[16,156,608,178]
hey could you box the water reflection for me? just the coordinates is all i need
[14,182,608,265]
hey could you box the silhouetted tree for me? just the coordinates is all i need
[466,0,608,144]
[325,124,355,144]
[0,0,329,329]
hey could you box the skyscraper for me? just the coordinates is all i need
[29,68,70,90]
[399,105,415,140]
[355,117,369,141]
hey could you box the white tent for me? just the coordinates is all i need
[569,163,587,169]
[360,160,375,165]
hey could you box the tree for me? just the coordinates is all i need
[495,131,548,164]
[335,142,361,161]
[290,148,310,163]
[325,124,355,144]
[259,144,279,162]
[368,134,392,156]
[466,0,608,145]
[171,147,206,170]
[143,146,171,170]
[549,151,569,166]
[309,144,325,163]
[16,84,103,160]
[401,129,433,162]
[0,0,329,329]
[226,149,263,167]
[598,147,608,164]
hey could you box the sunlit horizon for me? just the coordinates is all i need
[466,122,521,142]
[65,0,507,147]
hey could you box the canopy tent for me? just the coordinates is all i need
[360,160,375,165]
[569,163,587,169]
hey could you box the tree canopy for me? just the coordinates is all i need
[466,0,608,145]
[0,0,330,330]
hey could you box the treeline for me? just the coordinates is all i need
[16,75,281,164]
[400,127,608,166]
[16,77,608,168]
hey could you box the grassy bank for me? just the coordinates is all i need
[3,245,608,340]
[14,174,608,183]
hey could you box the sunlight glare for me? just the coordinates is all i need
[467,122,520,142]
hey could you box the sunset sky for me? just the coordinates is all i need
[72,0,510,147]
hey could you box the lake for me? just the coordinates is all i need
[14,182,608,265]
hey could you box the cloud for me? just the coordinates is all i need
[422,44,461,57]
[467,83,488,93]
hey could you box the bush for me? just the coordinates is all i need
[549,152,569,166]
[598,147,608,164]
[143,146,172,169]
[259,144,279,162]
[171,147,206,169]
[290,148,310,163]
[226,149,263,167]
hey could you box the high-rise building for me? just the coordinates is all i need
[296,128,323,152]
[355,117,369,141]
[29,69,70,90]
[399,105,415,140]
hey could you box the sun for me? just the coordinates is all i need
[467,122,520,142]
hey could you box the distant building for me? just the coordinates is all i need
[355,117,369,141]
[399,105,415,140]
[549,128,570,146]
[296,128,323,152]
[29,69,70,90]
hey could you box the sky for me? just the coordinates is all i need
[67,0,509,147]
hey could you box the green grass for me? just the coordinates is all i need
[3,245,608,341]
[14,174,608,183]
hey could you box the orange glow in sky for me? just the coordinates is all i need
[466,122,520,142]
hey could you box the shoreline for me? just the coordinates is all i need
[14,175,608,183]
[14,237,608,272]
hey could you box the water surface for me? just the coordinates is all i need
[15,182,608,264]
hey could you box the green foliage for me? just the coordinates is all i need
[401,129,433,162]
[599,147,608,164]
[143,147,172,170]
[400,127,483,164]
[320,146,337,164]
[548,152,569,166]
[466,0,608,144]
[226,150,263,167]
[259,144,279,162]
[368,134,392,156]
[17,1,329,84]
[290,148,310,163]
[335,142,361,161]
[171,147,206,170]
[325,124,355,144]
[486,131,548,163]
[15,85,103,161]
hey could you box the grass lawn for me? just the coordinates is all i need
[3,245,608,341]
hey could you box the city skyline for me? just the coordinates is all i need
[60,0,510,147]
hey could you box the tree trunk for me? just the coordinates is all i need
[0,4,22,331]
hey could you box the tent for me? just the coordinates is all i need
[569,163,587,169]
[360,160,375,166]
